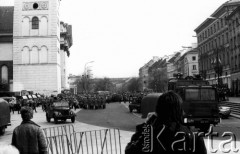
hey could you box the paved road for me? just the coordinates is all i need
[76,102,145,132]
[0,105,136,152]
[76,102,240,153]
[1,102,240,154]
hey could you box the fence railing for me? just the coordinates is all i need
[42,125,122,154]
[42,124,75,138]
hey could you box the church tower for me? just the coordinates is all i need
[13,0,61,95]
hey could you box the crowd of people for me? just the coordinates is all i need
[1,90,210,154]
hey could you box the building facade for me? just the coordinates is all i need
[166,52,181,79]
[60,21,72,90]
[182,50,199,78]
[139,56,159,91]
[0,0,72,95]
[226,6,240,96]
[195,0,240,96]
[0,7,14,91]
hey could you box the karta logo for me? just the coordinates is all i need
[142,123,153,152]
[156,125,197,152]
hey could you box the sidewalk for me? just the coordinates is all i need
[0,107,134,151]
[224,97,240,103]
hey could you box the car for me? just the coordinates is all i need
[219,106,231,119]
[46,101,76,124]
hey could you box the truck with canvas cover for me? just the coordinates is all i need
[141,93,162,118]
[168,74,220,132]
[0,98,11,135]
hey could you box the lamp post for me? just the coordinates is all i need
[84,61,94,75]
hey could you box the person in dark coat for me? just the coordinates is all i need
[125,91,207,154]
[11,106,47,154]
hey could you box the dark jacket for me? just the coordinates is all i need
[12,120,47,154]
[125,118,207,154]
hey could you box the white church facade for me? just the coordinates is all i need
[0,0,72,95]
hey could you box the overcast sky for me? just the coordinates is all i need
[1,0,228,78]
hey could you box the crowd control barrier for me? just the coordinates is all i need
[43,125,122,154]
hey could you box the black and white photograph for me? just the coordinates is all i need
[0,0,240,153]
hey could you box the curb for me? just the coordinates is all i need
[230,113,240,119]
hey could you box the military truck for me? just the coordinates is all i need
[0,98,11,135]
[168,74,220,132]
[46,101,76,124]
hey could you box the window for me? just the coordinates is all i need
[22,17,30,36]
[30,47,39,64]
[40,46,48,63]
[22,47,30,64]
[40,16,48,35]
[32,16,39,29]
[33,3,39,9]
[192,56,196,61]
[193,65,197,70]
[1,65,8,84]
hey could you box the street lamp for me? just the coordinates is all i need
[84,61,94,75]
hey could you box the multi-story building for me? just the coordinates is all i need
[194,0,240,94]
[68,74,80,94]
[181,49,199,78]
[60,22,72,90]
[0,7,14,91]
[166,52,181,79]
[226,6,240,96]
[0,0,73,95]
[139,56,159,91]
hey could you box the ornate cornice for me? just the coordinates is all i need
[22,1,49,11]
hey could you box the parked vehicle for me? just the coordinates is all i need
[0,98,11,135]
[46,101,76,124]
[219,106,231,119]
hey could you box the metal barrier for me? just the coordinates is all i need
[42,124,75,138]
[46,134,74,154]
[42,125,76,154]
[44,127,122,154]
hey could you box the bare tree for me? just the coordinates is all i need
[127,78,141,92]
[94,78,114,92]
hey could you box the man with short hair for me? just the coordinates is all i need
[11,106,47,154]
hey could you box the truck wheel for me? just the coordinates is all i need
[46,115,51,122]
[54,117,58,124]
[129,108,133,113]
[0,127,6,135]
[71,116,75,123]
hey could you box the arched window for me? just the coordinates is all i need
[40,16,48,35]
[32,16,39,29]
[40,46,48,63]
[22,47,30,64]
[1,65,8,84]
[30,46,39,64]
[22,17,30,36]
